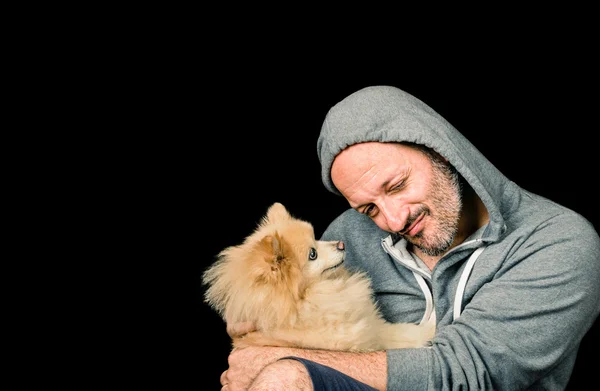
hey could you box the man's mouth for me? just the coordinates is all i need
[400,213,425,236]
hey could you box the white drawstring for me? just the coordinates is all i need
[453,246,486,321]
[413,271,434,325]
[381,235,486,324]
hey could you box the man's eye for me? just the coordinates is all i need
[391,181,406,192]
[308,248,318,260]
[364,205,376,217]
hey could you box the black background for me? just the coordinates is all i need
[138,45,599,390]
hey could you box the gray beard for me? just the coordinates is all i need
[413,233,455,257]
[412,160,462,257]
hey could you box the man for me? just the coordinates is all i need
[220,86,600,390]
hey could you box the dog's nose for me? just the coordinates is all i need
[337,241,345,250]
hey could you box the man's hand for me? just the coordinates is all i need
[220,346,294,390]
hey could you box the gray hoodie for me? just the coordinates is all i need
[316,85,600,390]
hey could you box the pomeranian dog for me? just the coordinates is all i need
[202,202,435,352]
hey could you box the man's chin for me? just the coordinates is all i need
[410,239,449,258]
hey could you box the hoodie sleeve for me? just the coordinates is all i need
[387,213,600,391]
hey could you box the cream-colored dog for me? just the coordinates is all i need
[202,202,435,352]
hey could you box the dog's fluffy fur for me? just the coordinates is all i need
[202,202,435,352]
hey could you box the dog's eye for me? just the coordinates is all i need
[308,248,317,261]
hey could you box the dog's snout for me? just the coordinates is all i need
[337,241,345,251]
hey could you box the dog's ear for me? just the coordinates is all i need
[263,202,291,224]
[255,231,291,268]
[254,232,305,298]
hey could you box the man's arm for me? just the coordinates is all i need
[224,346,388,391]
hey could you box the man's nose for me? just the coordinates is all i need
[380,201,407,233]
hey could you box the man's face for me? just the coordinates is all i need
[331,142,462,256]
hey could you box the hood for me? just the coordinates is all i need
[316,85,510,240]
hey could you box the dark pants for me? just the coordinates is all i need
[280,356,378,391]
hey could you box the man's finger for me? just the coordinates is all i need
[226,321,257,338]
